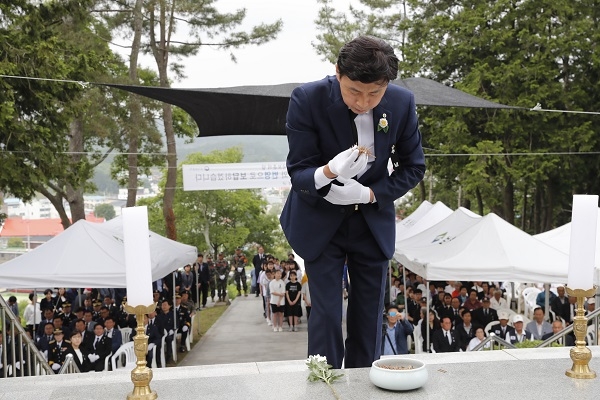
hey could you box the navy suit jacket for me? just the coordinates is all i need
[280,76,426,261]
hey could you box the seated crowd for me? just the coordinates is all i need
[381,269,593,356]
[2,277,197,376]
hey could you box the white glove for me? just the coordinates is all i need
[182,326,189,333]
[148,343,156,351]
[0,362,3,369]
[324,178,371,205]
[88,354,100,363]
[52,363,61,371]
[168,330,174,336]
[43,350,48,361]
[14,361,21,369]
[328,147,368,179]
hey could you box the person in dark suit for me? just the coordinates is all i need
[542,320,574,346]
[550,286,572,324]
[131,314,161,366]
[48,329,72,373]
[454,309,479,351]
[104,317,122,354]
[253,247,266,298]
[156,299,176,364]
[65,331,92,373]
[35,322,55,354]
[488,311,515,339]
[432,317,461,353]
[196,253,211,308]
[88,323,112,372]
[472,297,499,328]
[279,36,425,369]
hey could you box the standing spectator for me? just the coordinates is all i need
[269,269,286,332]
[232,247,248,297]
[526,307,553,340]
[180,264,195,304]
[39,289,55,317]
[381,305,413,355]
[196,253,210,308]
[301,273,311,321]
[490,289,509,310]
[7,296,20,323]
[261,269,274,326]
[215,253,229,302]
[407,289,422,325]
[285,271,302,331]
[432,317,461,353]
[253,246,266,298]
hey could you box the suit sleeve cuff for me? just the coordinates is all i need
[314,166,333,190]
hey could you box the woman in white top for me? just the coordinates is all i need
[467,327,491,351]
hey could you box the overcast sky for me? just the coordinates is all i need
[114,0,351,88]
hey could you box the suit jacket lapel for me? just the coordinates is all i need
[327,79,355,150]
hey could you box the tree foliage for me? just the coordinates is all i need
[94,203,116,220]
[139,147,285,256]
[314,0,600,232]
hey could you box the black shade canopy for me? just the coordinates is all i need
[104,77,520,137]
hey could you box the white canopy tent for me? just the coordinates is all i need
[0,218,197,288]
[395,201,453,243]
[534,209,600,284]
[395,213,569,283]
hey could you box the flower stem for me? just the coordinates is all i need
[326,381,341,400]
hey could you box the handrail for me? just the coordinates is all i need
[471,333,517,351]
[0,294,54,377]
[536,307,600,348]
[58,354,81,374]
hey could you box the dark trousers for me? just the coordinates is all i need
[305,305,311,321]
[199,282,209,306]
[305,212,387,369]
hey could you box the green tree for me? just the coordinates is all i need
[96,1,283,240]
[7,237,24,248]
[94,203,116,220]
[314,0,600,231]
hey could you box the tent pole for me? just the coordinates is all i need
[195,261,200,310]
[403,266,408,316]
[426,279,430,354]
[544,283,550,321]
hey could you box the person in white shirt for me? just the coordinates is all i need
[23,292,42,336]
[269,269,286,332]
[489,289,509,310]
[261,268,274,325]
[467,327,491,351]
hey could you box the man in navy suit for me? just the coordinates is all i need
[280,36,425,369]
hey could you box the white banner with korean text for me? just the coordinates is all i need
[182,162,291,191]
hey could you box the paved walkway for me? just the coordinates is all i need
[181,295,309,366]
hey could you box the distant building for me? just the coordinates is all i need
[0,214,104,251]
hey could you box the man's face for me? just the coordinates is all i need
[83,313,93,322]
[258,247,264,254]
[444,296,452,306]
[500,318,509,327]
[161,302,171,313]
[53,318,63,328]
[44,310,54,320]
[105,319,115,330]
[442,318,452,330]
[75,321,85,333]
[482,300,490,309]
[100,309,109,318]
[552,321,563,334]
[514,321,523,332]
[463,312,472,325]
[414,292,422,301]
[336,72,387,115]
[534,309,544,323]
[460,288,467,297]
[63,306,71,314]
[44,324,54,335]
[94,325,104,336]
[451,298,460,309]
[197,256,203,263]
[469,291,477,300]
[557,286,565,297]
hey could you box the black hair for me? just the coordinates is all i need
[337,36,398,83]
[8,295,17,303]
[198,253,203,257]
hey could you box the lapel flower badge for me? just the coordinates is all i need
[377,113,389,133]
